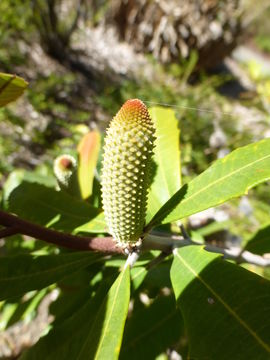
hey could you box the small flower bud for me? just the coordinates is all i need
[53,154,80,197]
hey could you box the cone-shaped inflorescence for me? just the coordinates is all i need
[101,99,156,248]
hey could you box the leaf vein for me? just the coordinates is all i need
[175,251,270,353]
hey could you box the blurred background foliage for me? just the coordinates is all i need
[1,0,270,263]
[1,0,270,357]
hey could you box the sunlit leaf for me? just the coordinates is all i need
[2,169,56,209]
[146,107,181,223]
[77,130,101,199]
[74,212,107,235]
[8,182,106,233]
[5,289,47,329]
[149,138,270,226]
[130,266,147,291]
[171,246,270,359]
[20,276,116,359]
[0,72,28,107]
[77,266,130,359]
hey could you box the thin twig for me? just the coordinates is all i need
[179,223,191,240]
[204,245,270,267]
[178,234,270,267]
[143,233,189,252]
[178,223,270,267]
[146,230,270,267]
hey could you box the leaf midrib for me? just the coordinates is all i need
[77,269,127,360]
[94,270,125,359]
[175,251,270,354]
[168,152,270,219]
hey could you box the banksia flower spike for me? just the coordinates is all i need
[101,99,156,249]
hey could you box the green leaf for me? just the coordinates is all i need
[8,182,107,233]
[145,184,187,231]
[77,266,130,360]
[49,286,92,326]
[20,275,116,360]
[77,130,101,199]
[74,212,107,235]
[152,138,270,226]
[143,261,171,288]
[120,295,183,360]
[0,302,19,330]
[0,72,28,107]
[0,252,100,300]
[146,107,181,223]
[5,289,47,329]
[130,266,147,291]
[2,169,56,209]
[171,246,270,360]
[245,223,270,254]
[130,260,172,294]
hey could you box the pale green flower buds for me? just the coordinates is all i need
[101,99,156,247]
[53,154,80,197]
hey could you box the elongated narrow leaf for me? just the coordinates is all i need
[150,138,270,226]
[49,286,93,327]
[0,72,28,106]
[77,266,130,360]
[0,252,100,300]
[8,182,107,233]
[2,169,56,208]
[171,246,270,360]
[5,289,47,329]
[146,107,181,223]
[77,130,101,199]
[131,266,147,290]
[120,295,183,360]
[245,223,270,254]
[21,275,116,360]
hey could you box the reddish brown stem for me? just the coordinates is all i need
[0,209,123,254]
[0,226,19,238]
